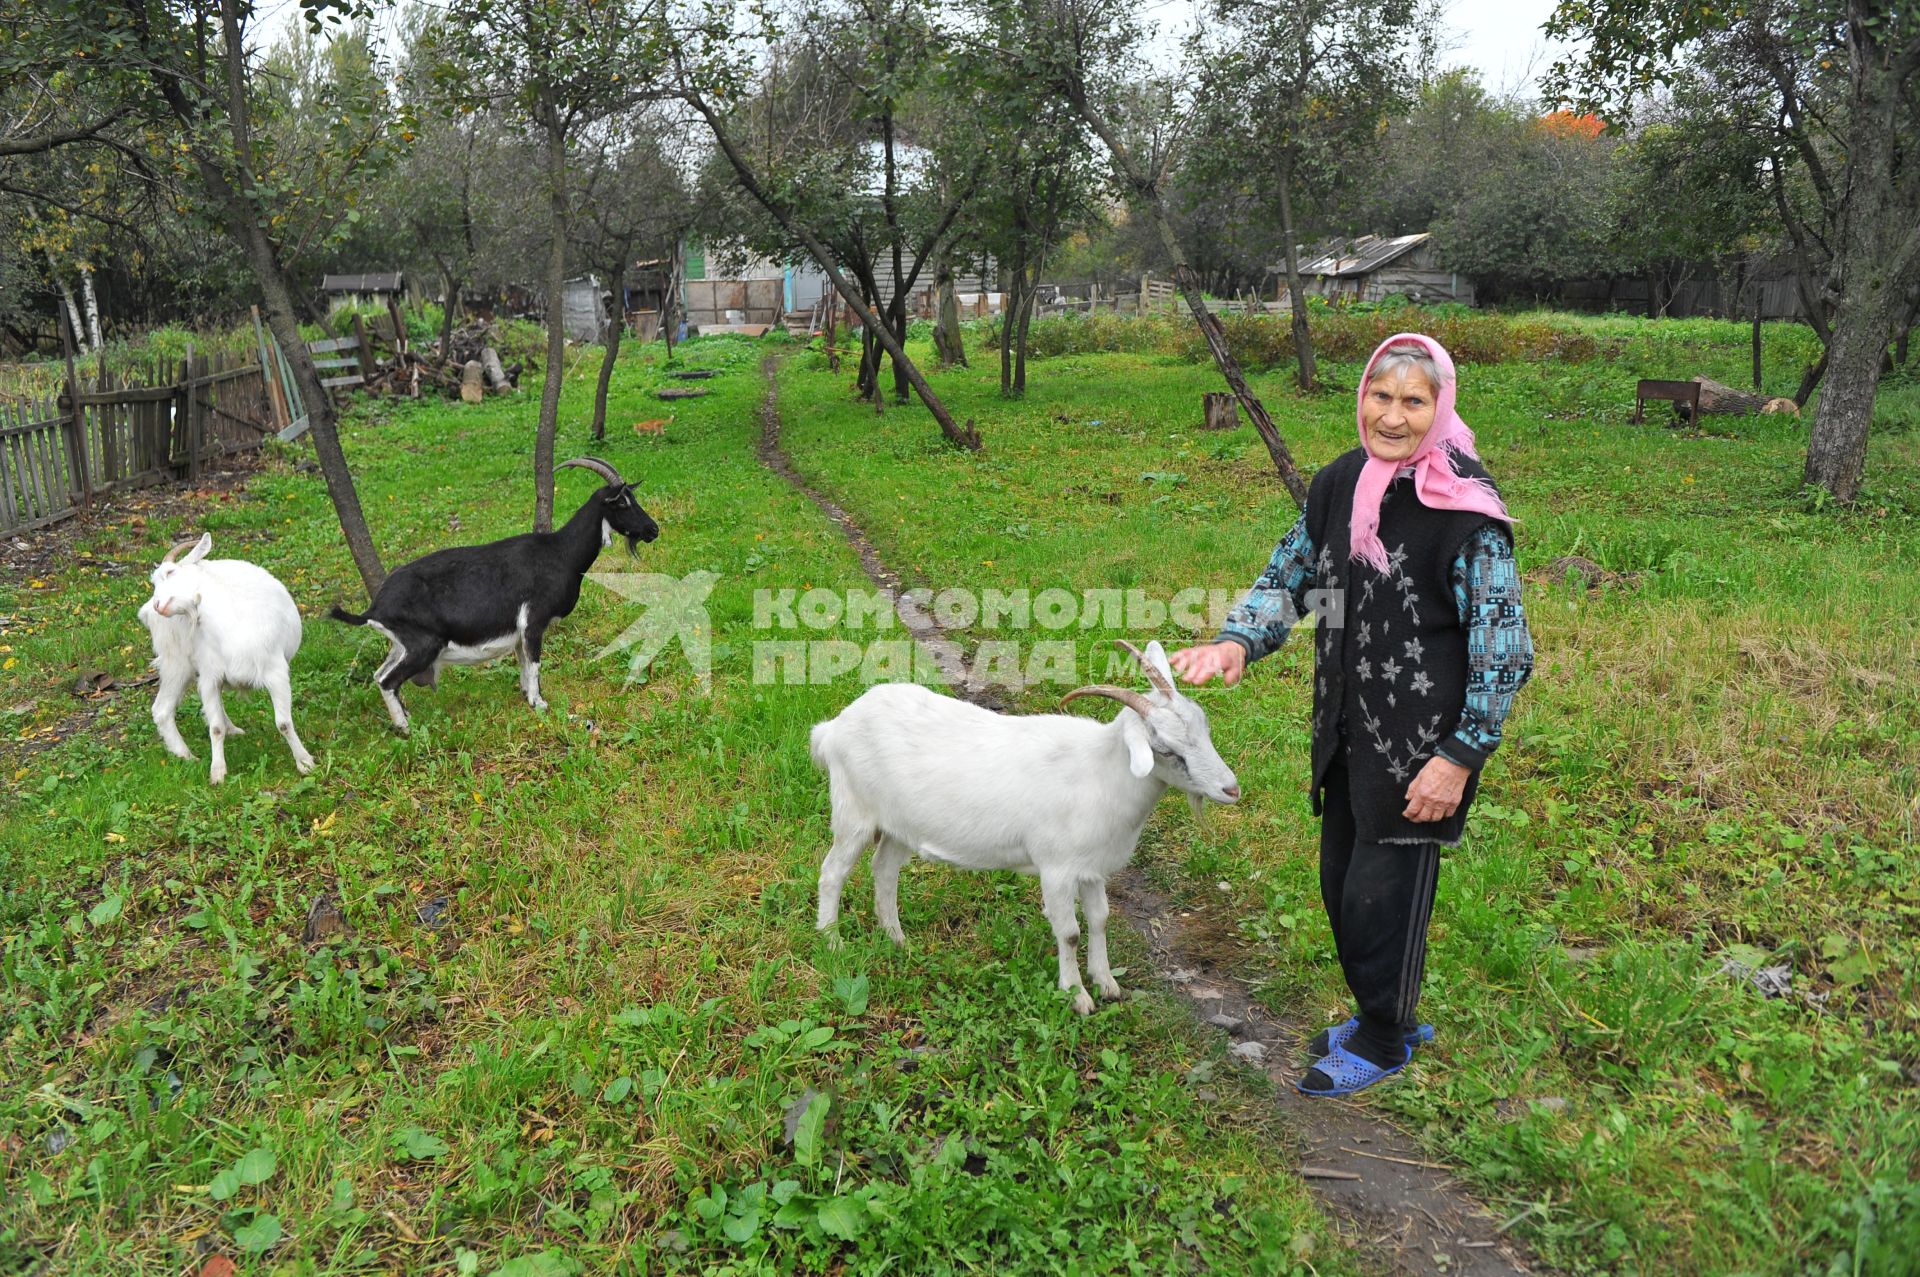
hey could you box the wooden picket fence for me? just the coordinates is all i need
[0,351,283,534]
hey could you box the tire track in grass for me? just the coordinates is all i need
[756,353,1545,1277]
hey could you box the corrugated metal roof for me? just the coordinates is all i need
[1295,233,1429,278]
[321,272,403,292]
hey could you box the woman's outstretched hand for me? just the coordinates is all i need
[1168,641,1248,688]
[1403,755,1471,822]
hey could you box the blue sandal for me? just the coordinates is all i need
[1308,1017,1434,1058]
[1293,1040,1412,1097]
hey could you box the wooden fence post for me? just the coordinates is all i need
[59,310,92,508]
[183,343,202,482]
[350,313,376,382]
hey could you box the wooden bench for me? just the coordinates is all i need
[1633,378,1701,423]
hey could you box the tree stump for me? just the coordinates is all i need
[460,360,485,404]
[1201,392,1239,430]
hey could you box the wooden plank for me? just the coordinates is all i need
[4,432,25,528]
[254,305,290,429]
[74,385,175,404]
[0,418,18,531]
[320,374,367,389]
[21,424,52,520]
[311,357,362,370]
[15,426,42,521]
[307,336,361,354]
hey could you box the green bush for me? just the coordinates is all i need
[995,311,1187,358]
[1180,307,1607,368]
[406,303,445,346]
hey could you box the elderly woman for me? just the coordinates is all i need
[1170,333,1533,1097]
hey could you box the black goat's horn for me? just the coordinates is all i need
[558,456,624,486]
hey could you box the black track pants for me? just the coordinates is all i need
[1319,750,1441,1056]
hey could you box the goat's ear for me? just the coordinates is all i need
[1121,715,1155,778]
[185,533,213,564]
[1143,640,1175,690]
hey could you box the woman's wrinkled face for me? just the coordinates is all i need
[1360,364,1439,463]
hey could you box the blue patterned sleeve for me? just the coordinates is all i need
[1436,525,1532,770]
[1215,513,1316,664]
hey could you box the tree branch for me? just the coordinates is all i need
[0,108,133,158]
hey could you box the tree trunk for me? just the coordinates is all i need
[933,257,967,367]
[1803,298,1895,501]
[688,93,979,449]
[592,255,628,442]
[78,263,102,351]
[533,104,569,531]
[439,271,460,356]
[887,293,910,404]
[1071,91,1306,506]
[1000,241,1022,396]
[47,251,84,348]
[1014,276,1036,395]
[1275,165,1317,392]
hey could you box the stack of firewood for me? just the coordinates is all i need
[351,322,522,400]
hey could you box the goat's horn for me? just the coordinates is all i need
[161,537,200,564]
[1112,638,1175,697]
[1060,684,1157,718]
[558,456,624,486]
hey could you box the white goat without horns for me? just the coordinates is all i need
[810,640,1240,1014]
[137,533,314,784]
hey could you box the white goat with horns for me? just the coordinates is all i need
[810,640,1240,1014]
[137,533,314,784]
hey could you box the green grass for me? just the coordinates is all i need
[0,337,1338,1274]
[768,321,1920,1275]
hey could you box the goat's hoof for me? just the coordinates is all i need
[390,722,411,738]
[295,757,315,775]
[225,724,245,737]
[209,771,227,786]
[820,928,845,951]
[1097,980,1124,1001]
[1071,989,1096,1016]
[529,698,550,713]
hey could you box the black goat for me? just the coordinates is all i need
[329,457,659,732]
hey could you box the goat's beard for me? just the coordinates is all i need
[1187,791,1207,821]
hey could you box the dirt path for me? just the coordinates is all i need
[755,356,1543,1276]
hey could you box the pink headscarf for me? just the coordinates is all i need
[1349,332,1511,574]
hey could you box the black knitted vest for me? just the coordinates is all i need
[1304,447,1504,846]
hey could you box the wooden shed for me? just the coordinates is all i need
[1294,234,1474,307]
[321,271,405,313]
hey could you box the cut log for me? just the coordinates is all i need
[1201,391,1239,430]
[667,369,718,379]
[481,347,511,391]
[461,360,485,404]
[1691,376,1771,416]
[657,387,709,400]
